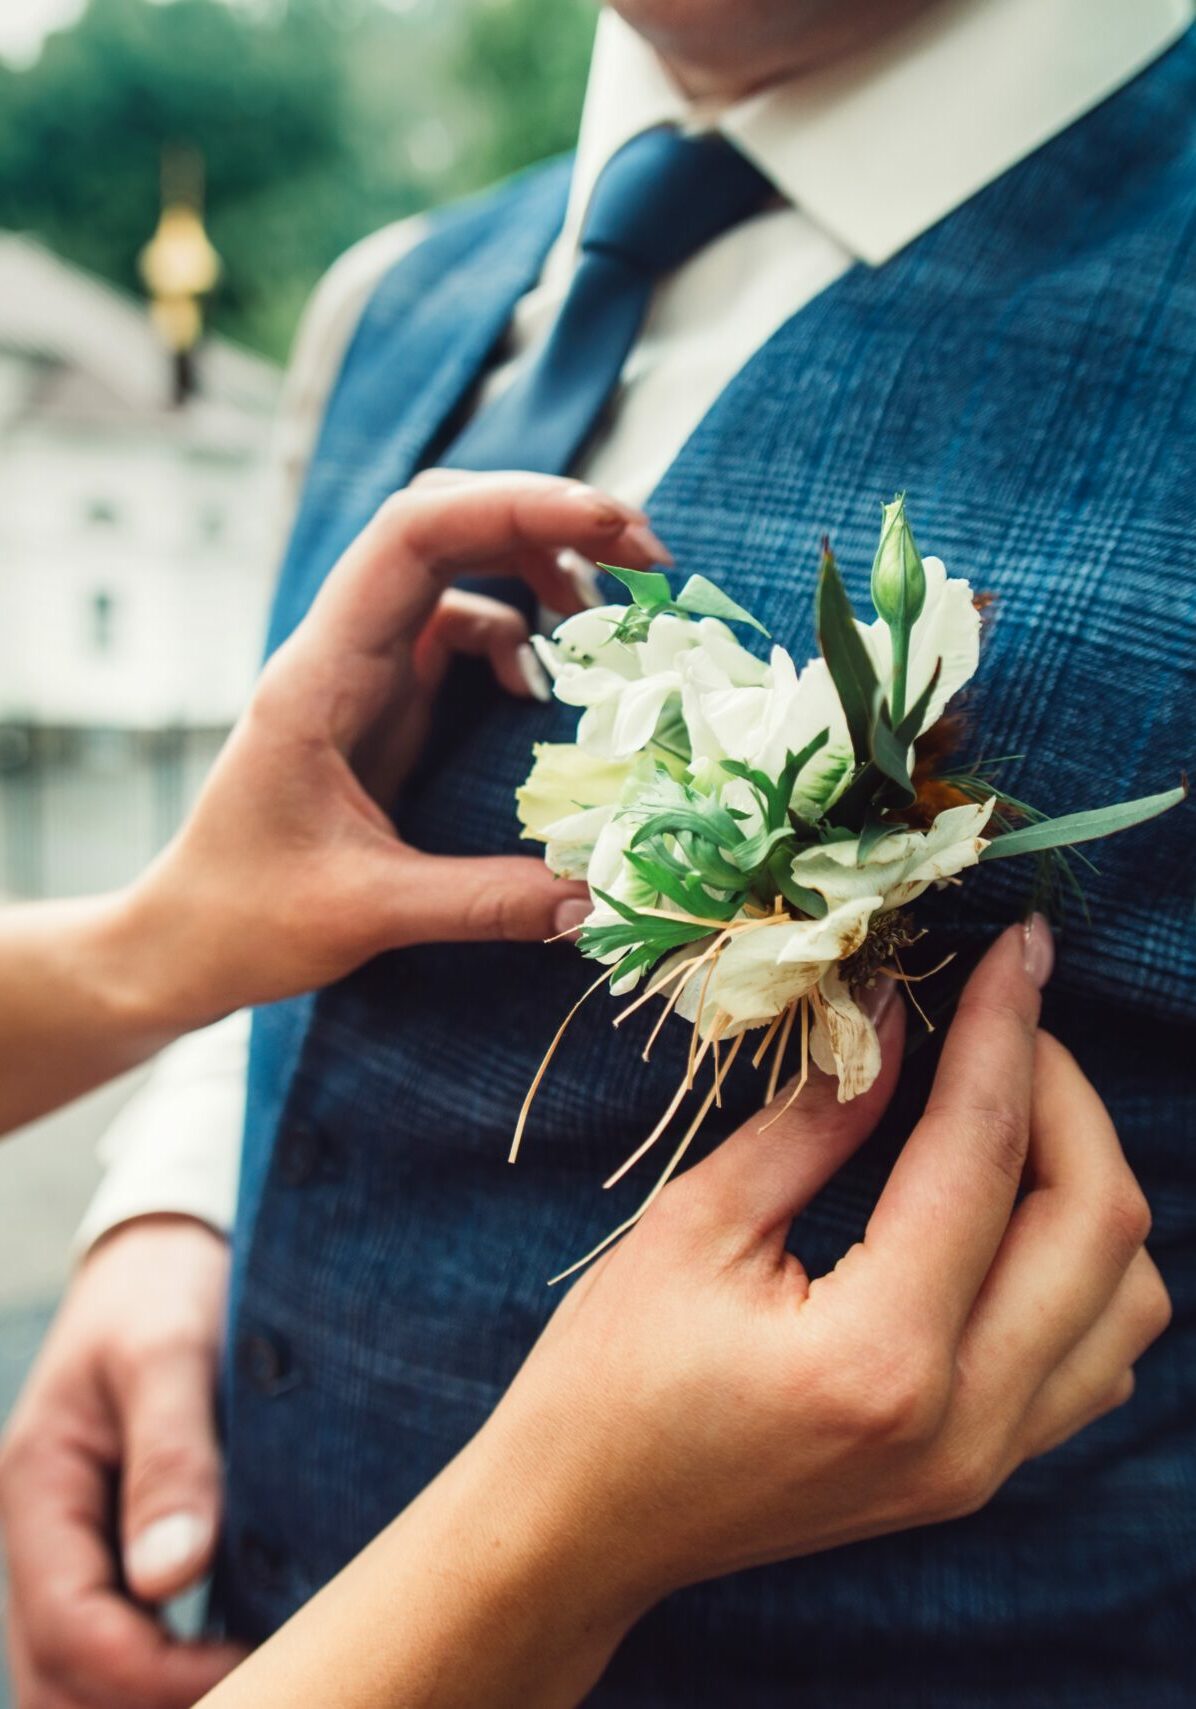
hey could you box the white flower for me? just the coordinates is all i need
[788,800,994,913]
[533,608,711,760]
[656,800,994,1098]
[774,554,981,814]
[670,898,879,1037]
[515,743,635,841]
[797,552,979,768]
[576,812,664,994]
[809,966,883,1102]
[517,743,687,882]
[540,804,618,881]
[861,554,979,733]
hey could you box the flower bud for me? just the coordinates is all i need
[870,494,926,629]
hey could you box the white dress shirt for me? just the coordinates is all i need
[76,0,1193,1252]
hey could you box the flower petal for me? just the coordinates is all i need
[811,967,882,1101]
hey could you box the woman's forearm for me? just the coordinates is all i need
[197,1427,647,1709]
[0,887,209,1135]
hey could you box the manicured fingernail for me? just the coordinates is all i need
[125,1512,211,1586]
[516,642,552,703]
[859,976,897,1028]
[622,521,674,566]
[557,549,605,607]
[1022,912,1054,987]
[553,898,592,936]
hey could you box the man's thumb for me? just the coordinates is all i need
[120,1345,223,1602]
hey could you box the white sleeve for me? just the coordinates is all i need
[73,1013,252,1250]
[76,213,431,1254]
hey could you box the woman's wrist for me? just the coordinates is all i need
[377,1421,658,1709]
[204,1417,656,1709]
[101,866,235,1041]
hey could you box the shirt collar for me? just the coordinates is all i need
[568,0,1193,266]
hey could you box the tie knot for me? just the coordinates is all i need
[580,126,774,278]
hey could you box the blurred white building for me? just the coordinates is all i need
[0,234,282,895]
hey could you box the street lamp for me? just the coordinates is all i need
[138,148,222,406]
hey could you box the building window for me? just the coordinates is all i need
[198,504,225,544]
[85,499,119,528]
[89,589,117,654]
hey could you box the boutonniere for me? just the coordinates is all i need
[514,497,1186,1280]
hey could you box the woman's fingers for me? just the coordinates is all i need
[677,994,906,1250]
[861,920,1051,1343]
[413,590,548,703]
[958,1032,1156,1403]
[378,850,589,948]
[1019,1247,1171,1458]
[310,474,670,662]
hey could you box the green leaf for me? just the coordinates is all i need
[766,847,829,917]
[622,849,745,920]
[674,574,770,636]
[675,830,748,891]
[869,690,915,802]
[894,659,942,747]
[600,564,673,609]
[815,543,879,765]
[979,782,1188,862]
[627,788,746,853]
[728,824,799,873]
[588,886,651,926]
[857,817,897,862]
[723,730,831,831]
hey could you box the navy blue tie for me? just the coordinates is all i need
[438,125,774,480]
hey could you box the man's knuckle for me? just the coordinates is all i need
[115,1324,209,1382]
[126,1440,212,1505]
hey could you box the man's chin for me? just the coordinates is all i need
[606,0,935,101]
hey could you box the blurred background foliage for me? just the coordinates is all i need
[0,0,597,361]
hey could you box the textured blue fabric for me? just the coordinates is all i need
[220,36,1196,1707]
[441,127,773,481]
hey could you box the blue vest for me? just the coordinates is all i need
[219,36,1196,1706]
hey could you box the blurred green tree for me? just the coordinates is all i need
[0,0,595,362]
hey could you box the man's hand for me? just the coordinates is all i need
[0,1217,244,1708]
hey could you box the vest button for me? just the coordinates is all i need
[238,1332,298,1396]
[277,1122,323,1187]
[239,1528,286,1592]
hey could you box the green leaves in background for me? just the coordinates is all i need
[0,0,597,362]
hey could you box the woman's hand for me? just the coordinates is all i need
[201,921,1169,1709]
[483,924,1167,1623]
[0,474,668,1135]
[120,473,668,1027]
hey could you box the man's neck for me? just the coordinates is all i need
[646,0,944,103]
